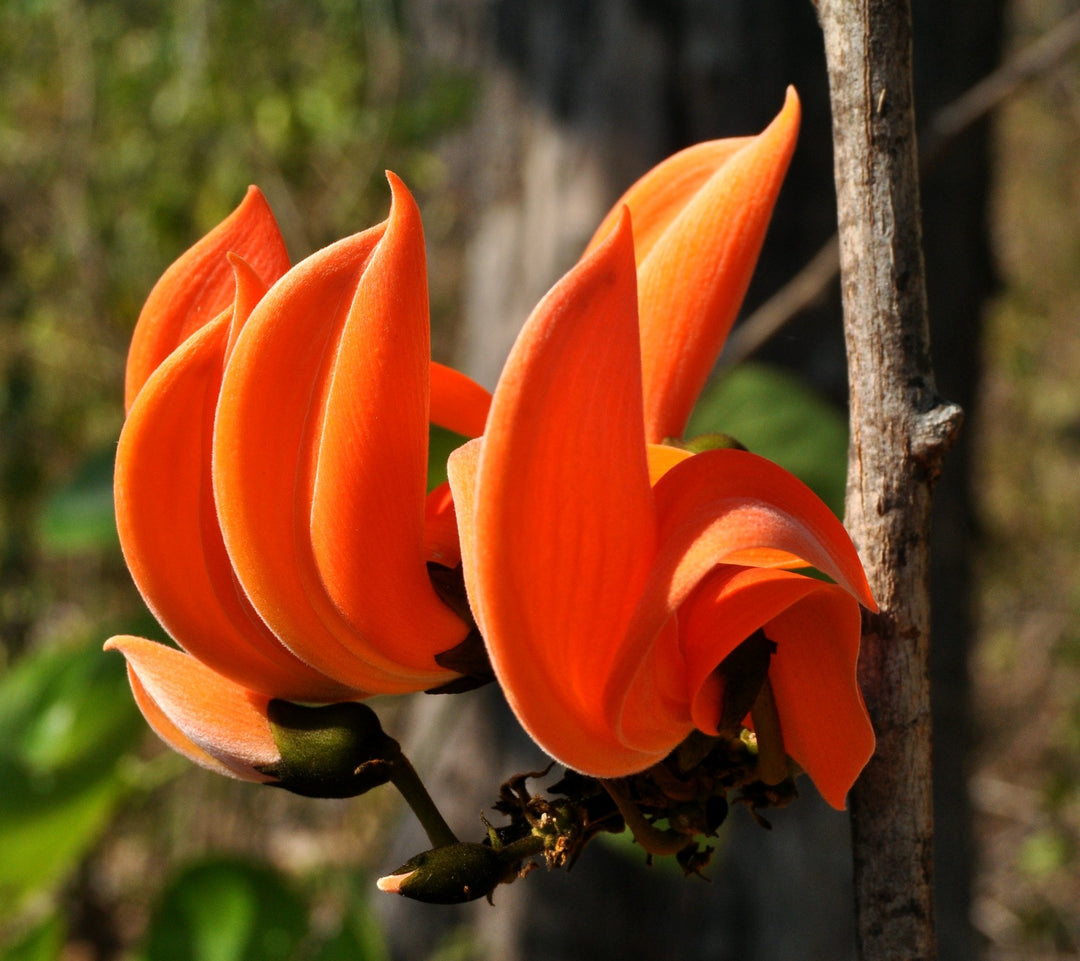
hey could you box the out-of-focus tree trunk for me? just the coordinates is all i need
[381,2,1000,959]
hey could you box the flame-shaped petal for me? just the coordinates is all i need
[213,174,463,694]
[451,210,661,773]
[588,90,800,442]
[124,187,291,411]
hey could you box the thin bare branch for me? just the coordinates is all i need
[723,9,1080,369]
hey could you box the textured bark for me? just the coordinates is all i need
[819,2,963,960]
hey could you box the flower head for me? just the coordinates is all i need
[107,175,491,784]
[448,92,876,809]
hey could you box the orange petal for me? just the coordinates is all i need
[653,448,875,608]
[424,482,461,568]
[635,89,800,442]
[116,303,352,703]
[430,362,491,438]
[585,138,753,263]
[676,565,833,732]
[606,448,874,733]
[125,187,291,412]
[758,586,872,809]
[308,173,466,667]
[214,176,461,694]
[105,636,278,782]
[677,566,872,808]
[464,210,662,775]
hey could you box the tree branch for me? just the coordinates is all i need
[818,1,963,959]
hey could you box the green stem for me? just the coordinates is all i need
[498,833,547,862]
[389,754,459,849]
[601,779,693,856]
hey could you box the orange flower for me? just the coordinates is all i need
[107,175,491,783]
[448,94,876,809]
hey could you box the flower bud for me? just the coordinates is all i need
[377,842,509,904]
[261,700,401,799]
[681,432,748,453]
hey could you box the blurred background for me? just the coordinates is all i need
[0,0,1077,959]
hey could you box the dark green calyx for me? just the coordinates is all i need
[261,700,401,799]
[378,842,510,904]
[679,432,749,453]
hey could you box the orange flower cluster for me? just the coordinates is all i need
[107,89,876,809]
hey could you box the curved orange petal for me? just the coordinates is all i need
[653,448,875,608]
[214,176,461,694]
[585,138,753,263]
[676,565,871,808]
[676,565,833,732]
[636,89,801,442]
[606,448,873,738]
[116,297,351,703]
[125,187,291,412]
[430,362,491,438]
[105,636,278,782]
[424,482,461,568]
[757,586,872,809]
[463,209,662,775]
[308,173,466,672]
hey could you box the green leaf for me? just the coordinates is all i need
[0,638,142,774]
[427,425,469,493]
[687,362,849,516]
[37,446,118,556]
[0,758,124,922]
[0,912,65,961]
[142,859,309,961]
[0,639,143,920]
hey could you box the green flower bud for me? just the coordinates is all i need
[680,432,748,453]
[260,700,401,799]
[377,842,510,904]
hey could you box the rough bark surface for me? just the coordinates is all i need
[819,2,963,960]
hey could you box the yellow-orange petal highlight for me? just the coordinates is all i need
[124,186,291,412]
[105,636,279,782]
